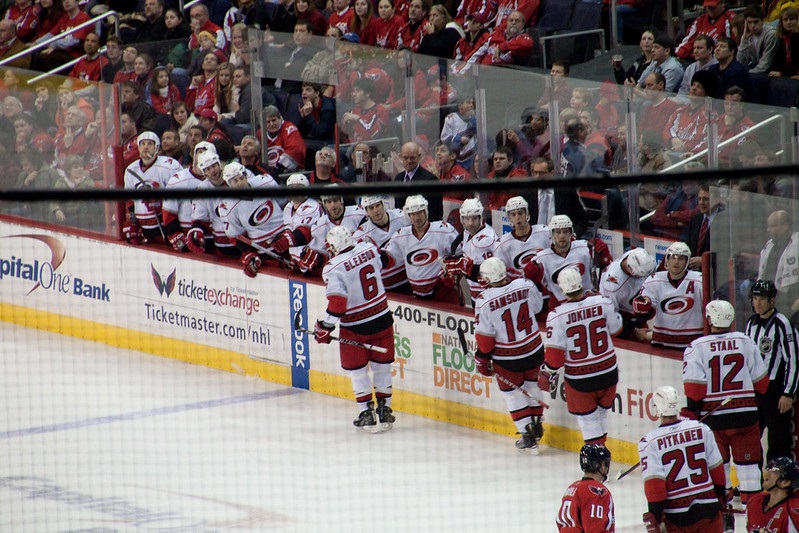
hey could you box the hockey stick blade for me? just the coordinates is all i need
[616,397,733,480]
[294,309,388,354]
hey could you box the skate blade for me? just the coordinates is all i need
[516,445,539,456]
[355,424,380,434]
[379,422,393,432]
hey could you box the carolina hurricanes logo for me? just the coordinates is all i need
[406,249,439,266]
[660,296,695,315]
[552,262,586,284]
[266,147,284,167]
[249,202,274,226]
[151,264,176,297]
[513,250,537,270]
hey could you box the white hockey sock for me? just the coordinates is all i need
[350,366,372,407]
[371,362,393,405]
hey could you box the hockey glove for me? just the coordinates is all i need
[442,256,474,278]
[523,260,544,284]
[439,273,457,288]
[592,238,612,270]
[298,248,322,273]
[271,232,295,254]
[167,231,187,252]
[642,512,663,533]
[474,351,494,377]
[241,251,262,278]
[538,364,559,393]
[185,227,206,254]
[632,295,654,317]
[123,221,144,245]
[313,320,334,344]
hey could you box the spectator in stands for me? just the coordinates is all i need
[31,81,57,133]
[135,0,168,44]
[341,78,390,143]
[418,4,461,58]
[0,19,31,69]
[561,117,603,176]
[538,60,572,109]
[189,3,227,52]
[33,0,91,72]
[649,179,699,241]
[100,36,123,83]
[55,78,94,131]
[50,155,100,231]
[487,145,527,209]
[273,20,317,94]
[163,8,192,71]
[351,0,378,45]
[328,0,354,34]
[435,142,470,203]
[69,31,107,83]
[613,29,654,85]
[121,81,158,134]
[159,128,186,164]
[637,130,672,175]
[218,65,252,137]
[664,70,718,155]
[717,85,753,164]
[13,112,52,159]
[634,34,684,93]
[637,72,680,137]
[309,145,343,184]
[113,45,138,84]
[5,0,41,43]
[677,34,717,99]
[769,7,799,78]
[185,124,205,162]
[479,10,533,66]
[263,105,306,173]
[737,4,778,74]
[495,0,539,30]
[237,134,272,176]
[227,22,250,67]
[197,108,231,144]
[298,81,335,148]
[398,0,429,52]
[578,108,611,169]
[710,36,755,99]
[759,210,799,325]
[519,107,550,159]
[451,11,490,73]
[132,53,156,92]
[34,0,63,41]
[148,66,182,118]
[187,30,226,77]
[294,0,326,36]
[13,148,58,218]
[54,105,91,170]
[213,62,234,119]
[186,52,219,115]
[686,183,725,269]
[374,0,404,49]
[393,141,443,221]
[440,96,477,169]
[675,0,734,61]
[171,101,198,144]
[595,82,620,134]
[2,68,32,109]
[529,157,588,235]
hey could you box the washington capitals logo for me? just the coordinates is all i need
[151,264,176,297]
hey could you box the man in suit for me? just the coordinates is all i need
[687,184,725,270]
[528,157,589,238]
[393,141,443,222]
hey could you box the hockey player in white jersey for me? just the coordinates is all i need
[269,173,323,264]
[187,150,238,257]
[217,162,285,277]
[352,195,409,293]
[634,241,704,348]
[473,257,546,452]
[161,141,217,252]
[382,195,461,304]
[599,248,657,338]
[639,385,727,533]
[123,131,183,245]
[442,198,500,301]
[683,300,769,509]
[493,196,551,280]
[524,214,613,311]
[313,226,396,432]
[540,268,622,445]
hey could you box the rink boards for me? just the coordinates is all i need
[0,222,683,465]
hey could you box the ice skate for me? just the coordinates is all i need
[353,401,378,433]
[376,399,395,432]
[722,509,735,533]
[515,423,539,455]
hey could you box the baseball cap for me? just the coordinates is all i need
[342,32,360,43]
[703,0,721,6]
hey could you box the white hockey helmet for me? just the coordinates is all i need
[404,194,429,214]
[286,173,309,187]
[479,257,507,284]
[320,183,344,201]
[557,267,583,295]
[193,141,216,157]
[706,300,735,328]
[137,131,160,149]
[360,195,385,208]
[459,198,484,219]
[652,385,681,417]
[505,196,529,213]
[666,241,691,259]
[626,248,656,277]
[326,225,354,255]
[222,162,247,184]
[549,214,573,232]
[196,150,220,172]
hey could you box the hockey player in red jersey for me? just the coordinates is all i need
[524,214,612,311]
[683,300,770,510]
[539,268,622,445]
[557,444,615,532]
[473,257,546,452]
[313,226,396,432]
[746,457,799,532]
[442,198,499,301]
[639,385,727,533]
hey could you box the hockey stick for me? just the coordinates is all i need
[615,396,733,480]
[236,235,294,268]
[457,327,550,408]
[589,215,609,292]
[127,167,168,242]
[293,309,389,354]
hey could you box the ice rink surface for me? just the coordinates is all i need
[0,322,748,532]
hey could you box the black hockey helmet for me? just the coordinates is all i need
[751,279,778,299]
[580,444,611,473]
[766,457,799,490]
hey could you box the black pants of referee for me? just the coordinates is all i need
[758,382,796,461]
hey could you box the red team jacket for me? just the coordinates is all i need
[556,477,615,532]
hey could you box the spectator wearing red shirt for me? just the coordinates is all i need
[294,0,327,35]
[435,142,470,202]
[54,104,91,170]
[113,45,138,84]
[479,10,533,66]
[33,0,91,72]
[494,0,540,32]
[328,0,355,34]
[69,32,108,84]
[454,0,497,27]
[487,146,528,210]
[340,78,390,143]
[398,0,428,51]
[373,0,404,49]
[675,0,734,60]
[452,11,491,74]
[352,0,379,45]
[197,108,232,145]
[4,0,41,42]
[188,3,227,52]
[185,52,219,116]
[148,66,183,116]
[262,105,306,173]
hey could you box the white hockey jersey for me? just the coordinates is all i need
[462,224,499,298]
[383,221,460,297]
[191,179,234,251]
[533,240,594,304]
[322,240,392,333]
[218,197,284,246]
[353,208,408,290]
[545,294,622,391]
[474,278,544,361]
[599,250,650,316]
[683,331,769,428]
[283,198,323,261]
[163,167,203,229]
[640,270,704,348]
[493,225,551,280]
[307,205,366,254]
[124,156,182,229]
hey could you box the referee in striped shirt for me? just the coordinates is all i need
[745,279,799,461]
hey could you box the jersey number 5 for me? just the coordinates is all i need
[663,443,709,489]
